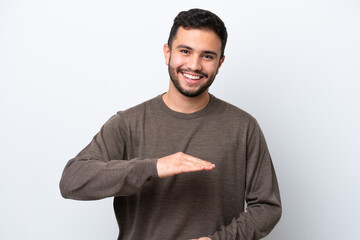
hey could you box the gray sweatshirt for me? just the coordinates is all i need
[60,94,281,240]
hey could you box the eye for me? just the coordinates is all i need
[203,54,214,60]
[180,49,190,54]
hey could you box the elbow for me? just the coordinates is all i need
[59,160,84,200]
[59,169,81,200]
[59,177,84,200]
[59,176,73,199]
[59,171,97,200]
[270,192,282,225]
[274,203,282,225]
[269,201,282,228]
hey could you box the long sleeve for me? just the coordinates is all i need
[59,96,281,239]
[59,114,159,200]
[208,121,282,240]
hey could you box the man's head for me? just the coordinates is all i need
[168,8,227,59]
[164,9,227,98]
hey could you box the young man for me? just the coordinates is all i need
[60,8,281,240]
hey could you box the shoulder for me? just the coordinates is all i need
[100,95,161,135]
[116,95,161,119]
[211,96,264,141]
[104,95,162,129]
[212,95,256,124]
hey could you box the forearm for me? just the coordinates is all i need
[208,201,281,240]
[59,157,158,200]
[59,113,161,200]
[208,120,282,239]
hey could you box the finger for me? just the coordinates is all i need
[179,161,215,173]
[179,162,205,172]
[182,155,216,171]
[203,163,216,170]
[182,154,214,166]
[180,158,215,170]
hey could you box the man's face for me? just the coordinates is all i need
[164,27,225,97]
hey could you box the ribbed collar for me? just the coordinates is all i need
[157,93,216,119]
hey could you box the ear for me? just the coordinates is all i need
[163,43,171,66]
[216,56,225,74]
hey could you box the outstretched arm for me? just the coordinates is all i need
[59,114,156,200]
[60,114,215,200]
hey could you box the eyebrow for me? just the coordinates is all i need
[176,44,218,57]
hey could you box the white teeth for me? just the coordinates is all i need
[183,73,201,80]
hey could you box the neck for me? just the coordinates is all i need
[163,83,210,114]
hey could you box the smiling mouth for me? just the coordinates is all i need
[182,72,202,80]
[177,68,208,80]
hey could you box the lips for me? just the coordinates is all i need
[181,72,203,84]
[183,73,201,80]
[176,68,208,85]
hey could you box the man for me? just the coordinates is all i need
[60,8,281,240]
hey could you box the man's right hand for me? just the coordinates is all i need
[156,152,215,178]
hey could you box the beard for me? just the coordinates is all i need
[168,60,217,98]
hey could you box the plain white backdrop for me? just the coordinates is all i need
[1,0,359,239]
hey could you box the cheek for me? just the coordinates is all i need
[210,62,222,73]
[169,55,185,68]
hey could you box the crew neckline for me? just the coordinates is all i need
[157,93,216,119]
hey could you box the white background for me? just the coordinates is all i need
[1,0,359,239]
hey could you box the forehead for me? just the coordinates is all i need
[172,27,222,54]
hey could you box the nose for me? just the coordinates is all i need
[188,55,202,71]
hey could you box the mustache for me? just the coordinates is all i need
[176,68,209,78]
